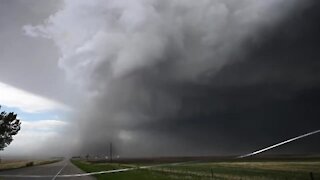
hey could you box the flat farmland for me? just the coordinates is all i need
[0,158,61,171]
[71,156,320,180]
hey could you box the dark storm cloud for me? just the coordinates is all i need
[27,0,320,156]
[144,0,320,155]
[136,0,320,155]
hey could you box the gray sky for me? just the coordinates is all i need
[0,0,79,105]
[1,0,320,157]
[0,0,78,157]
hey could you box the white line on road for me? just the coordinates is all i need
[52,162,68,180]
[0,161,194,178]
[0,167,137,178]
[59,167,134,177]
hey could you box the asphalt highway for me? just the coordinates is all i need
[0,159,95,180]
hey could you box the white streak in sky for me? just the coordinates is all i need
[238,129,320,158]
[0,81,71,113]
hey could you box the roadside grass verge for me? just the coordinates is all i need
[71,160,198,180]
[71,159,320,180]
[158,160,320,180]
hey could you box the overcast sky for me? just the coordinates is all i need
[0,0,77,157]
[1,0,320,157]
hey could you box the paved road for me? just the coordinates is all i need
[0,159,95,180]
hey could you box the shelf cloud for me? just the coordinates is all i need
[23,0,320,156]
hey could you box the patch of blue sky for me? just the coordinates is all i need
[0,105,67,121]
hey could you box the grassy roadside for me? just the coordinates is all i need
[71,159,320,180]
[71,160,192,180]
[157,161,320,180]
[0,159,61,171]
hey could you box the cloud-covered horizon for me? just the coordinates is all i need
[2,0,320,157]
[0,81,73,157]
[2,119,76,157]
[24,0,320,155]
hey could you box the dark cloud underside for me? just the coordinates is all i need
[25,0,320,157]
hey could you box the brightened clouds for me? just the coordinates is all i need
[0,81,71,113]
[22,119,68,131]
[2,119,70,156]
[0,82,74,156]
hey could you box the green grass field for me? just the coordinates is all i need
[71,159,320,180]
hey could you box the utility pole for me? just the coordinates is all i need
[109,142,113,163]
